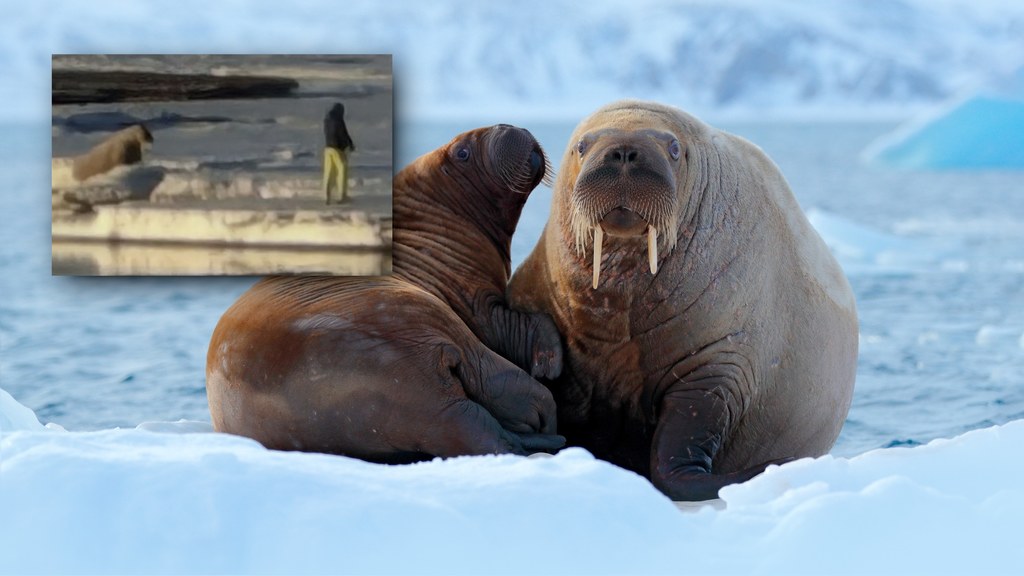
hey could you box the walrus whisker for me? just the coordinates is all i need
[494,145,553,194]
[648,225,658,275]
[501,164,534,194]
[541,156,555,187]
[569,198,590,256]
[593,226,604,289]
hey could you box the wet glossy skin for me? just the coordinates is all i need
[509,101,858,501]
[208,277,560,461]
[207,125,565,462]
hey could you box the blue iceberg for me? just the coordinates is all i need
[864,70,1024,169]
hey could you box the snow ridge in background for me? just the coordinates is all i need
[7,0,1024,122]
[2,389,1022,575]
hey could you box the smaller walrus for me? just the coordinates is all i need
[392,124,562,380]
[322,102,355,204]
[509,100,858,501]
[208,124,564,462]
[71,124,153,182]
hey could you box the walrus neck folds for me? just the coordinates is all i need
[392,175,521,315]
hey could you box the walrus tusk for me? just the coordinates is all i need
[593,226,604,289]
[648,225,658,275]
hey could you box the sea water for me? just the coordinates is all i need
[2,120,1023,457]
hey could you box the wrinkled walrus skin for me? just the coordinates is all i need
[207,125,564,462]
[508,100,858,500]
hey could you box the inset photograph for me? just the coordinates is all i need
[51,54,393,276]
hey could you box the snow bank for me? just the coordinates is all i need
[2,388,1023,574]
[0,421,683,574]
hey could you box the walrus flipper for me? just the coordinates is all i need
[439,342,563,450]
[429,399,542,458]
[650,386,789,501]
[483,300,564,380]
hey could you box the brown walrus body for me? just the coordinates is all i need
[207,124,564,461]
[71,124,153,182]
[508,100,858,500]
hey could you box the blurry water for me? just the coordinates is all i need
[2,124,254,429]
[4,120,1024,459]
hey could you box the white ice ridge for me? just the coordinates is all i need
[2,387,1022,574]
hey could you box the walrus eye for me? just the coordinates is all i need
[456,146,471,161]
[577,138,588,157]
[669,139,681,160]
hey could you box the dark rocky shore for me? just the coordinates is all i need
[53,70,300,105]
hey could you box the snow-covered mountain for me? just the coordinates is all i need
[10,0,1024,121]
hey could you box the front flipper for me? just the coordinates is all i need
[521,310,563,380]
[440,344,564,453]
[430,398,562,458]
[484,299,564,380]
[651,386,785,501]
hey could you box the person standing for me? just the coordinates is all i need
[323,102,355,204]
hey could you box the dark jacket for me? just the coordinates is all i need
[324,103,355,151]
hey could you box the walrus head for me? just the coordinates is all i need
[130,123,154,150]
[394,124,554,282]
[418,124,553,244]
[438,124,553,197]
[559,102,693,289]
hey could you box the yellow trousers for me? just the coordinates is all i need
[323,147,349,204]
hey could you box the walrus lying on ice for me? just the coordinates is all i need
[508,100,858,500]
[71,124,153,182]
[207,124,564,462]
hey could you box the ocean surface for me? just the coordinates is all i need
[3,118,1023,458]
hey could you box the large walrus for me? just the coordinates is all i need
[508,100,858,501]
[207,124,564,462]
[71,124,153,182]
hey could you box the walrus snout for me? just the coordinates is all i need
[571,134,680,289]
[489,125,552,193]
[604,144,640,166]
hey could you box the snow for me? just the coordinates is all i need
[7,1,1024,123]
[2,388,1023,574]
